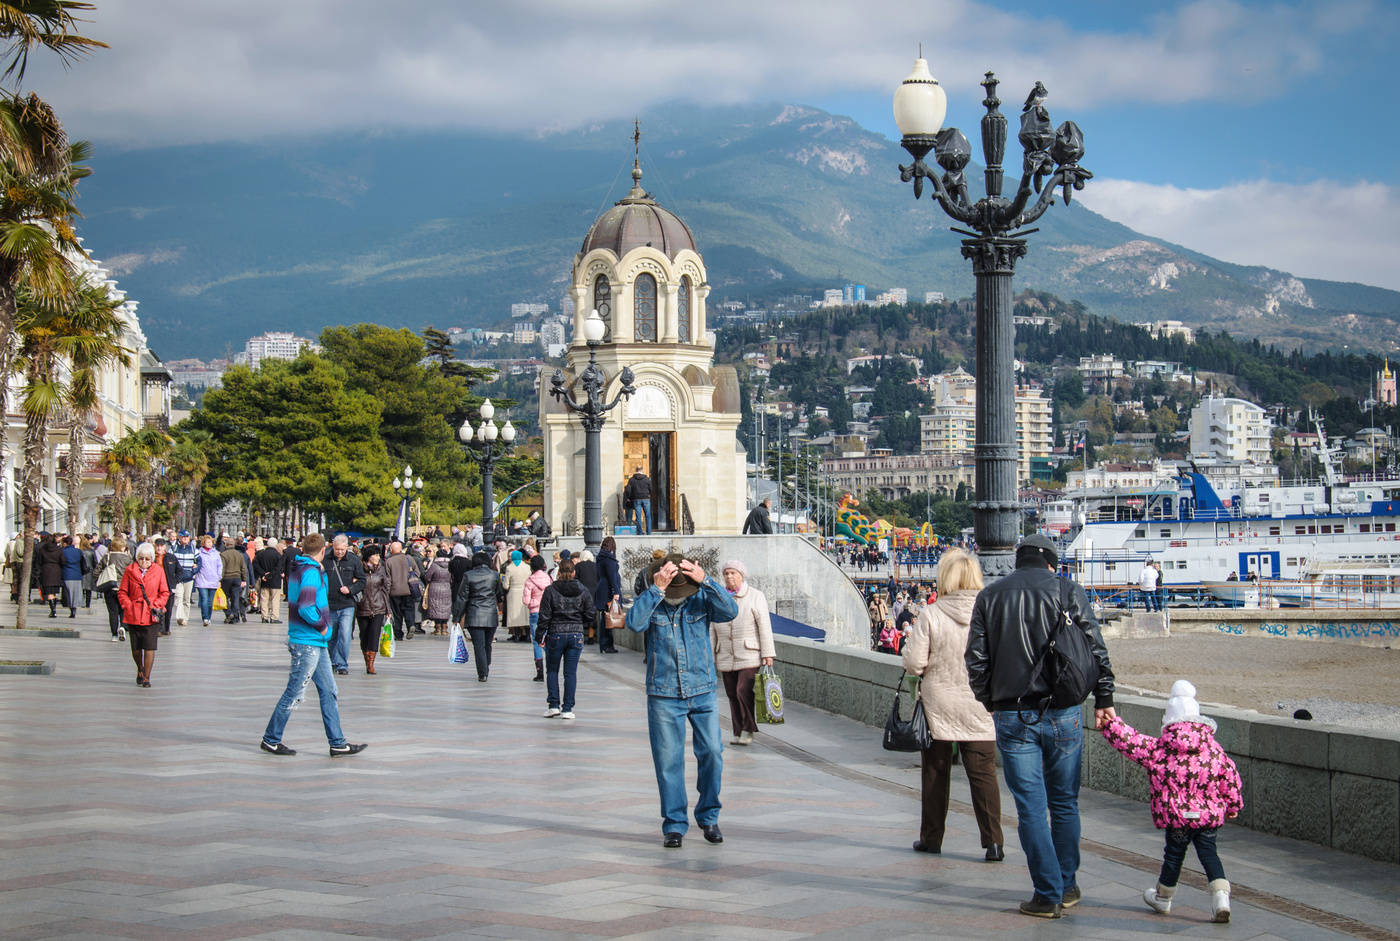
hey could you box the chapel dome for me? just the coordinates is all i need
[581,162,697,260]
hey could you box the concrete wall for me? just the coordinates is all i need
[559,533,869,647]
[1167,608,1400,647]
[607,628,1400,862]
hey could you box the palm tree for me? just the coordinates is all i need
[165,432,209,532]
[11,274,123,628]
[97,431,143,531]
[60,277,129,535]
[0,2,106,85]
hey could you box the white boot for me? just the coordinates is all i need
[1143,883,1175,915]
[1209,879,1230,923]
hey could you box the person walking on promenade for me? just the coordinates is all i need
[355,548,389,675]
[625,554,739,848]
[965,534,1116,918]
[523,554,552,681]
[59,535,85,618]
[219,537,249,624]
[1139,559,1160,612]
[117,542,169,688]
[383,541,415,643]
[153,538,180,635]
[592,537,622,654]
[742,498,774,535]
[901,548,1004,859]
[259,532,367,758]
[711,560,775,746]
[324,535,366,674]
[537,558,594,719]
[171,531,198,625]
[6,529,26,603]
[422,548,454,635]
[78,535,97,609]
[501,549,531,646]
[452,550,502,681]
[100,536,132,642]
[37,533,63,617]
[1102,680,1242,923]
[253,535,285,623]
[193,535,223,626]
[448,542,472,604]
[625,465,652,533]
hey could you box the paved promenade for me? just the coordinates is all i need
[2,598,1397,940]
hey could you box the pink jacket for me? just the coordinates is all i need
[1102,716,1243,830]
[523,570,552,614]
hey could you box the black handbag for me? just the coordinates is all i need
[882,679,933,752]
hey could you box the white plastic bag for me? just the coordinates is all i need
[448,623,470,664]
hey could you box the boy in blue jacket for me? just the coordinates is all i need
[259,532,368,758]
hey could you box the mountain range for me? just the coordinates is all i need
[72,102,1400,360]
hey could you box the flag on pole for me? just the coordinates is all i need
[1073,432,1086,452]
[393,499,408,544]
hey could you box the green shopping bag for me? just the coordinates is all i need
[755,664,784,724]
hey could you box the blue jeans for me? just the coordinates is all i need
[545,632,584,711]
[646,690,722,835]
[196,586,217,622]
[1160,826,1225,886]
[529,612,544,661]
[262,643,347,748]
[328,606,356,671]
[994,706,1084,903]
[633,499,651,534]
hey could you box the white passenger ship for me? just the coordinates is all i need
[1058,422,1400,589]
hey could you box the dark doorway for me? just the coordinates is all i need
[648,432,674,532]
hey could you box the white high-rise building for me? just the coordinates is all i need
[511,302,549,318]
[1189,396,1273,464]
[924,291,945,304]
[244,332,319,369]
[917,369,1052,483]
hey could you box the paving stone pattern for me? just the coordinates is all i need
[2,598,1398,940]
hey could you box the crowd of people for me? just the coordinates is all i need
[4,518,1241,922]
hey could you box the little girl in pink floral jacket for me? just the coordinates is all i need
[1101,680,1243,923]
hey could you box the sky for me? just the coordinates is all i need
[23,0,1400,290]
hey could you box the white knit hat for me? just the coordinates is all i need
[1162,679,1217,732]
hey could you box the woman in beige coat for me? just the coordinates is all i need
[901,548,1004,860]
[711,559,776,745]
[501,550,532,643]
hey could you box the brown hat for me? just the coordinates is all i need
[645,551,701,603]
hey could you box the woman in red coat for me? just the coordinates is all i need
[117,542,170,688]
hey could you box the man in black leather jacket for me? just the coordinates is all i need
[452,551,503,681]
[535,559,595,719]
[964,535,1115,920]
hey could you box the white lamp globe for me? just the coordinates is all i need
[476,421,488,442]
[893,56,947,138]
[484,421,498,442]
[480,398,495,421]
[583,308,606,344]
[415,477,423,490]
[392,477,402,490]
[403,464,413,479]
[458,419,473,442]
[501,421,516,442]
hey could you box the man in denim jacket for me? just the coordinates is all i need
[625,554,739,848]
[258,533,368,758]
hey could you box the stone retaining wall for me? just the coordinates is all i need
[609,628,1400,862]
[1167,608,1400,647]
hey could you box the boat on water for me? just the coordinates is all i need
[1059,418,1400,592]
[1204,564,1400,608]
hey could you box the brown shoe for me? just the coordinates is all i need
[364,651,377,675]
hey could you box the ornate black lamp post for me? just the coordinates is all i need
[457,399,516,531]
[550,309,635,552]
[893,57,1092,576]
[391,465,422,543]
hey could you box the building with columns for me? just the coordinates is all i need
[539,157,745,535]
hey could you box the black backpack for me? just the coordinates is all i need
[1022,579,1100,717]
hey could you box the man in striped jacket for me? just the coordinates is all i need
[259,532,368,758]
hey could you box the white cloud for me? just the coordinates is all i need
[1079,177,1400,290]
[19,0,1374,144]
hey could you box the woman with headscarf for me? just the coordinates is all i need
[117,542,170,688]
[355,548,389,674]
[711,559,776,746]
[448,541,473,602]
[901,547,1004,860]
[523,554,553,682]
[452,551,503,681]
[500,548,531,646]
[423,548,454,634]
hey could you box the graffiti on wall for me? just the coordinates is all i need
[1213,620,1400,641]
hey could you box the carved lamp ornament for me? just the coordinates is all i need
[894,59,1093,239]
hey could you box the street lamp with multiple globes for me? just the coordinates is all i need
[893,56,1092,576]
[457,398,516,531]
[549,308,635,552]
[391,465,423,543]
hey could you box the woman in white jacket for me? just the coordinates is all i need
[711,559,775,746]
[901,548,1004,860]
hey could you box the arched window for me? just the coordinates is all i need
[593,275,612,342]
[634,273,657,342]
[677,275,692,343]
